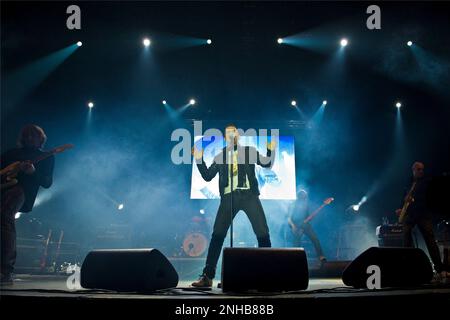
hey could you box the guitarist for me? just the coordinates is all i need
[1,125,54,284]
[288,189,327,264]
[396,161,445,277]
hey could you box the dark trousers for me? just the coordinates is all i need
[1,186,25,276]
[292,222,324,258]
[203,190,271,279]
[403,217,443,273]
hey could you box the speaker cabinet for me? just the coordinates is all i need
[342,247,433,288]
[81,248,179,292]
[221,247,309,292]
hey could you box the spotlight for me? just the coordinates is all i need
[291,100,297,107]
[322,100,328,105]
[162,100,167,105]
[87,101,94,108]
[143,38,151,47]
[407,41,413,47]
[352,204,360,211]
[118,203,124,210]
[340,38,348,47]
[207,39,212,45]
[277,38,283,44]
[396,101,402,108]
[189,99,196,105]
[15,212,22,220]
[77,41,83,47]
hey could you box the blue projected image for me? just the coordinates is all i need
[190,135,296,200]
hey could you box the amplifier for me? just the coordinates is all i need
[376,224,404,247]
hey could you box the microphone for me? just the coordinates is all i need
[227,132,237,151]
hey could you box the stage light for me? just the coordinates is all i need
[207,39,212,45]
[352,204,360,211]
[199,209,205,215]
[77,41,82,47]
[396,102,402,108]
[162,100,167,105]
[322,100,328,105]
[291,100,297,107]
[87,101,94,108]
[340,38,348,47]
[118,203,124,210]
[15,212,23,220]
[407,41,413,47]
[189,99,196,105]
[143,38,151,47]
[277,38,283,44]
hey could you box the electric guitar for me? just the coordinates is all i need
[1,144,74,190]
[398,182,417,224]
[290,197,334,237]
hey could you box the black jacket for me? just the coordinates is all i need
[1,147,54,212]
[196,145,274,197]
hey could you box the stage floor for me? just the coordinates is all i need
[1,274,450,299]
[1,274,344,295]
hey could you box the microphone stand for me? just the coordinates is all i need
[229,143,234,248]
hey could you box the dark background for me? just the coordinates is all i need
[1,1,449,268]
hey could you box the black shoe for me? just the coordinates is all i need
[191,274,213,288]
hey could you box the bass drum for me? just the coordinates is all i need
[183,232,208,257]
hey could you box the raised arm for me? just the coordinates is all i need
[192,147,219,182]
[256,141,276,168]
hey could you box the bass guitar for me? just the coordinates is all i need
[1,144,73,190]
[291,197,334,237]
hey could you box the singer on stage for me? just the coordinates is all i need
[191,124,276,288]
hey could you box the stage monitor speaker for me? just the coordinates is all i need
[342,247,433,288]
[81,248,179,292]
[221,247,309,292]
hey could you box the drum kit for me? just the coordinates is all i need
[182,232,208,257]
[179,215,210,257]
[178,213,250,257]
